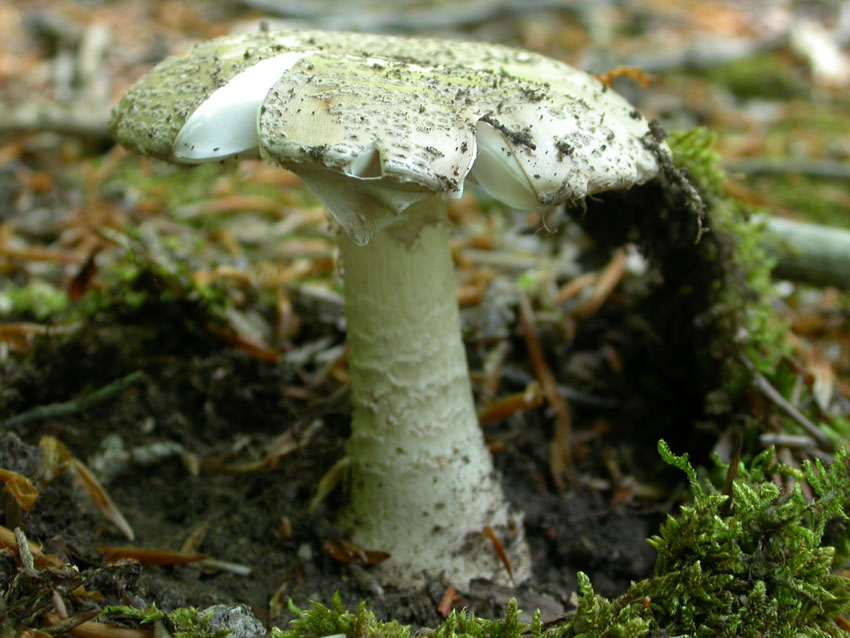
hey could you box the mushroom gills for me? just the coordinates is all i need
[345,143,384,178]
[469,119,539,209]
[173,51,316,163]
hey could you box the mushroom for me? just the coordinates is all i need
[109,29,665,588]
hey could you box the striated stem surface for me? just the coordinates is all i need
[339,197,529,587]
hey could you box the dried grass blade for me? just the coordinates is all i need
[0,468,39,511]
[98,546,207,566]
[480,525,513,581]
[518,293,574,489]
[68,457,135,541]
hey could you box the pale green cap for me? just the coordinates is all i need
[110,30,666,243]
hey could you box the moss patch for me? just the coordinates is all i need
[272,443,850,638]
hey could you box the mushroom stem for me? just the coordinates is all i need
[339,196,529,587]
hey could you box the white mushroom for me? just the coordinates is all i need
[109,29,666,588]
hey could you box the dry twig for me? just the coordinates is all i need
[518,292,574,489]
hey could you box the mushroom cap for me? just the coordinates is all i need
[110,30,666,243]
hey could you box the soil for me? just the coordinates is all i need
[0,233,704,631]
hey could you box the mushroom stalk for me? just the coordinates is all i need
[339,196,529,587]
[108,27,671,589]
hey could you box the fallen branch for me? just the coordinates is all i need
[2,20,112,140]
[759,432,819,449]
[618,31,789,74]
[756,214,850,289]
[0,103,111,139]
[3,370,145,430]
[243,0,586,31]
[728,158,850,180]
[740,355,833,452]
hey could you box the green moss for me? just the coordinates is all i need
[720,101,850,228]
[169,608,235,638]
[750,174,850,229]
[668,128,727,195]
[668,129,849,452]
[705,53,808,100]
[274,442,850,638]
[632,441,850,637]
[432,599,526,638]
[551,573,650,638]
[101,604,233,638]
[770,106,850,139]
[0,280,69,321]
[555,440,850,637]
[273,592,409,638]
[101,603,166,625]
[68,248,229,327]
[274,596,544,638]
[100,155,223,210]
[98,154,317,234]
[667,128,790,392]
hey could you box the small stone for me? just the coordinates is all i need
[201,603,266,638]
[297,543,313,561]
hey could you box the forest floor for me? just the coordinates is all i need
[1,0,849,635]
